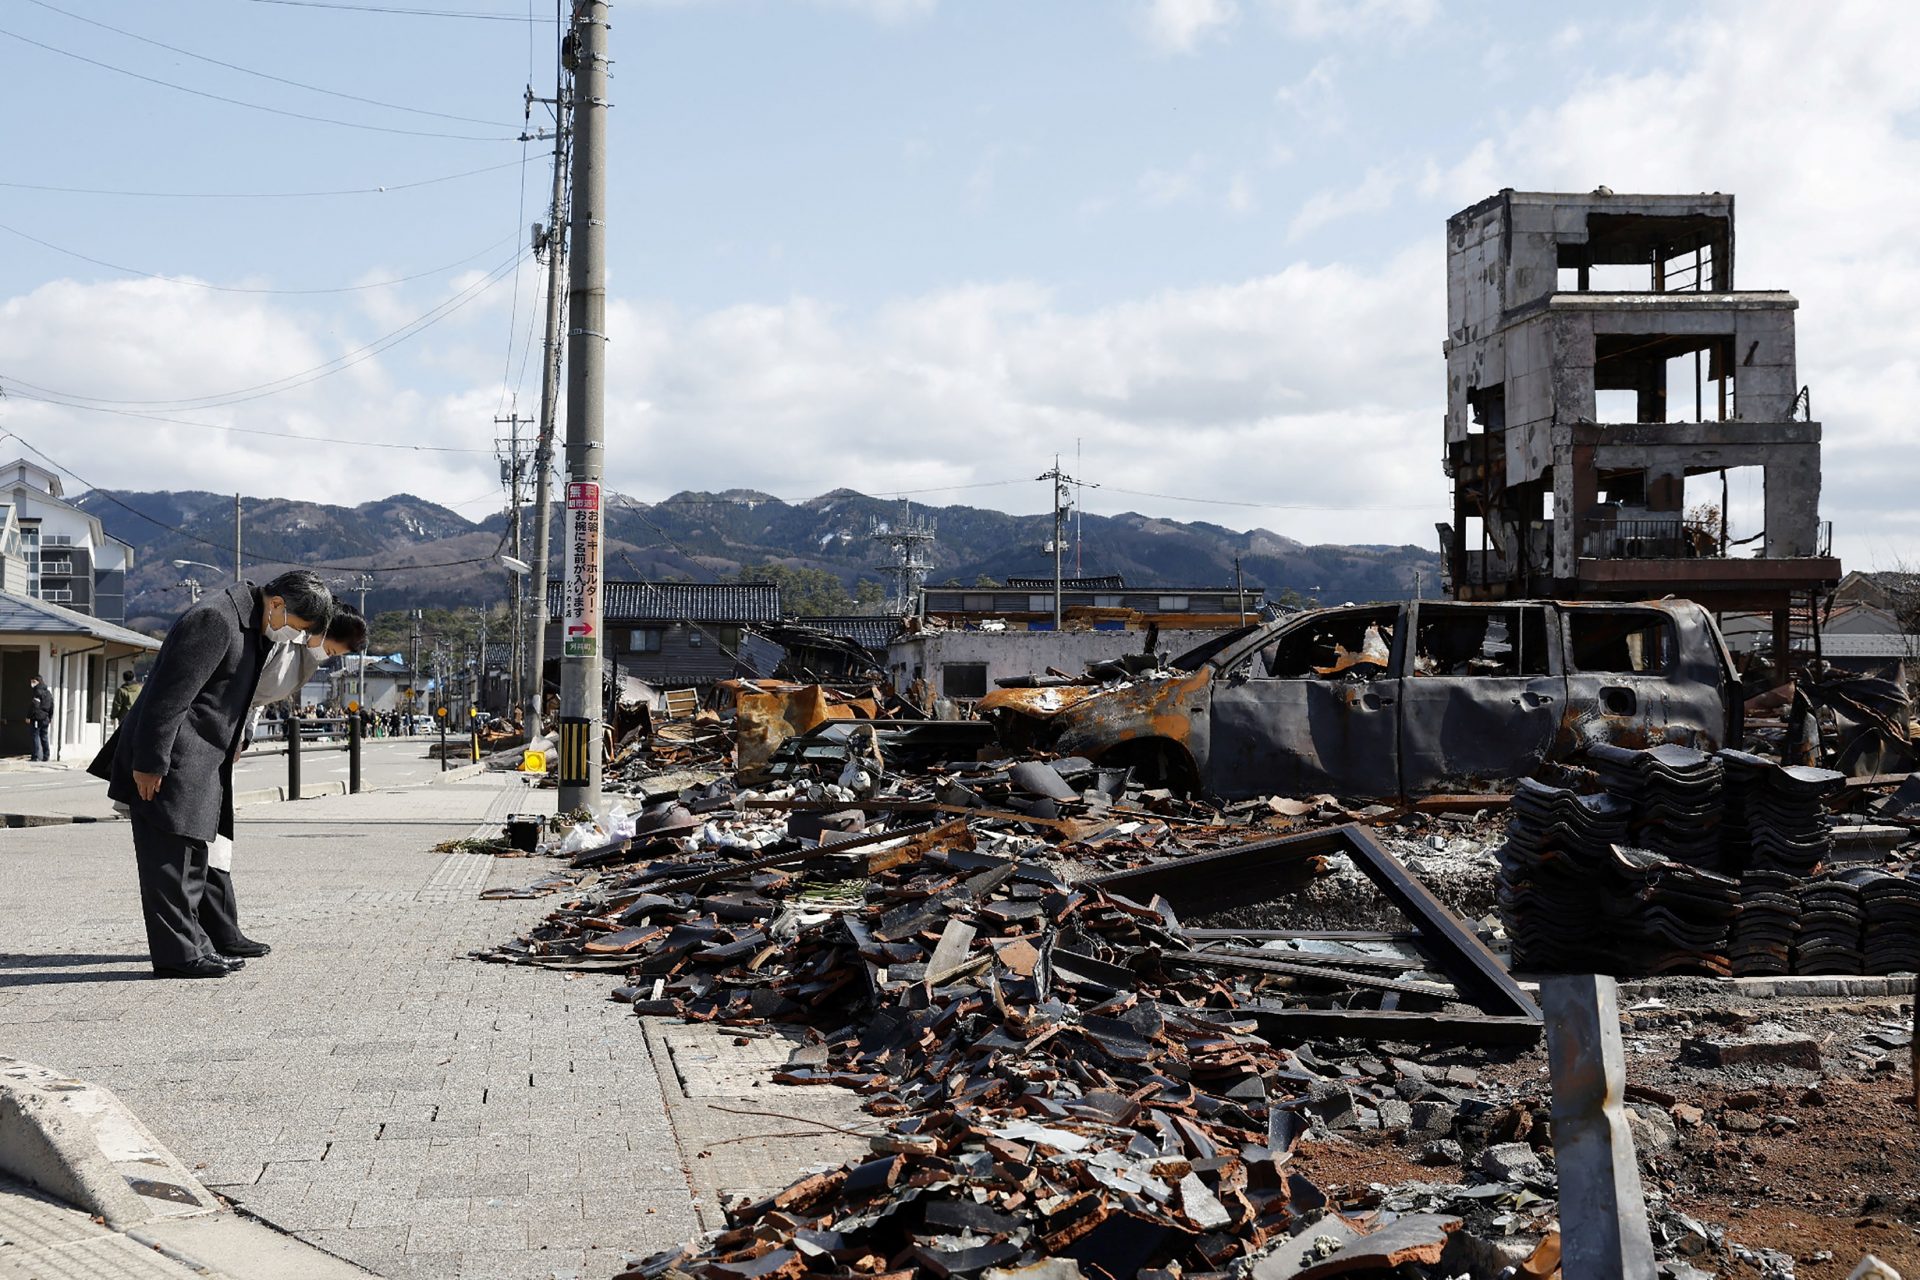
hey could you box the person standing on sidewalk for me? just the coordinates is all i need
[25,674,53,761]
[110,669,143,724]
[98,571,333,980]
[198,606,370,957]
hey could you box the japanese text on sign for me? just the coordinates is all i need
[563,481,601,658]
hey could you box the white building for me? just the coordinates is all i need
[0,591,158,760]
[0,458,137,624]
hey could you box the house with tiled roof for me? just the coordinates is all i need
[542,580,784,693]
[0,589,159,760]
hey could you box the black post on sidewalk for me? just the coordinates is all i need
[287,714,303,801]
[348,705,363,795]
[437,706,448,773]
[470,709,481,763]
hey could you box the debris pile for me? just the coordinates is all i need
[1586,743,1725,870]
[1721,749,1843,875]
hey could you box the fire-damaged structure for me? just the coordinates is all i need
[987,598,1740,800]
[1440,190,1841,671]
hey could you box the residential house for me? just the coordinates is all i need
[542,581,784,696]
[0,590,159,759]
[0,458,137,624]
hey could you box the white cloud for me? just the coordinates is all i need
[1287,164,1401,241]
[1273,57,1342,130]
[1137,0,1238,54]
[1137,153,1211,206]
[815,0,936,21]
[1225,170,1256,215]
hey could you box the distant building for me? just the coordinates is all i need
[542,581,784,693]
[919,576,1268,629]
[0,458,137,624]
[1440,191,1840,672]
[0,590,158,759]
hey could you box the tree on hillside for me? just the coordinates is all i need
[731,562,853,616]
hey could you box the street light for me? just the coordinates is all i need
[498,554,531,719]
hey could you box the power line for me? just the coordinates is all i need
[24,0,513,128]
[0,24,517,141]
[242,0,558,20]
[0,431,511,575]
[0,222,520,295]
[0,391,494,454]
[1,247,530,410]
[0,156,536,199]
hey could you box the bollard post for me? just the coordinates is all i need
[1542,974,1657,1280]
[470,709,481,763]
[287,714,303,801]
[438,708,448,772]
[348,707,362,795]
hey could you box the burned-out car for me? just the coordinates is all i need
[983,599,1741,800]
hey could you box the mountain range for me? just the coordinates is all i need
[78,487,1441,631]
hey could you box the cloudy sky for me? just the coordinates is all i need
[1,0,1915,568]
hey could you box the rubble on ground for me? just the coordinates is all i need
[476,681,1920,1278]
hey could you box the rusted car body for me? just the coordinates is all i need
[983,599,1741,800]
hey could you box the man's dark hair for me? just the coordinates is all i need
[263,570,333,630]
[121,670,135,683]
[327,605,369,653]
[28,674,40,684]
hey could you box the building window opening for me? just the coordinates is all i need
[1467,386,1506,435]
[941,662,988,700]
[629,628,663,653]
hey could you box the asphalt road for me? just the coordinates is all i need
[0,737,462,820]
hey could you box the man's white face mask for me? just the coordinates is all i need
[266,601,306,645]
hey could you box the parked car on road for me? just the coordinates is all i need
[984,598,1741,800]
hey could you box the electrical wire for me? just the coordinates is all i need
[0,156,536,199]
[0,391,495,454]
[0,25,518,141]
[2,247,530,410]
[243,0,557,20]
[24,0,513,129]
[0,431,512,575]
[0,222,520,295]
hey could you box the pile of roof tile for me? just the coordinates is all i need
[1717,749,1842,876]
[1586,743,1725,870]
[1727,871,1799,977]
[1843,868,1920,975]
[1792,876,1867,975]
[1497,804,1735,977]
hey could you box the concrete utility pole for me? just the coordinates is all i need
[495,411,533,715]
[525,38,573,731]
[233,494,243,582]
[557,0,608,815]
[1038,456,1074,629]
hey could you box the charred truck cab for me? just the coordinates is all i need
[985,599,1740,801]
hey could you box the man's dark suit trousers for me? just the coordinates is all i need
[130,815,214,970]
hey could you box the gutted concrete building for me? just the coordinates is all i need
[1441,189,1840,661]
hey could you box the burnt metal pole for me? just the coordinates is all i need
[526,20,572,730]
[1542,974,1657,1280]
[557,0,608,815]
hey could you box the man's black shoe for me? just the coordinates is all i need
[154,957,233,980]
[216,937,271,959]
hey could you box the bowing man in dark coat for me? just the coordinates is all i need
[105,571,333,979]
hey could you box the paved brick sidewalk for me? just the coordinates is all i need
[0,776,700,1280]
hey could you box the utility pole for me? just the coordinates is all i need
[408,610,422,725]
[1234,555,1245,625]
[495,411,533,716]
[353,573,371,710]
[1038,456,1074,629]
[234,494,243,583]
[525,35,573,731]
[557,0,608,815]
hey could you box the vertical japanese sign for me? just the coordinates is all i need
[563,480,601,658]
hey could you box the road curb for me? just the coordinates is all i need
[431,760,491,784]
[0,1055,220,1228]
[0,1056,373,1277]
[1,813,105,827]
